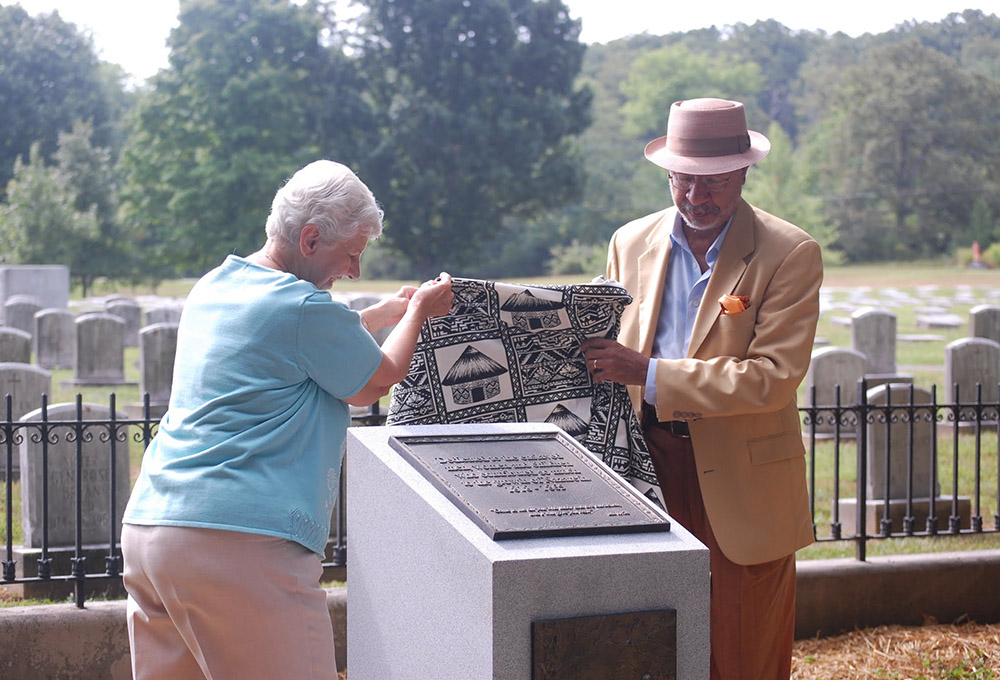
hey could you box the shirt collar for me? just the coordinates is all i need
[669,212,735,268]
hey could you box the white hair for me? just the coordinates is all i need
[265,160,383,245]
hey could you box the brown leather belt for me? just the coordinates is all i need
[642,404,690,438]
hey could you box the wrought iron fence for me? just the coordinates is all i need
[3,384,999,608]
[802,379,1000,561]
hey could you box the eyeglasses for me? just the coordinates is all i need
[668,172,734,193]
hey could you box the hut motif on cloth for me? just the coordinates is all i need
[442,345,507,404]
[500,289,563,331]
[387,278,657,502]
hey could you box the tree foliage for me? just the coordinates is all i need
[354,0,592,278]
[8,2,1000,280]
[118,0,371,278]
[0,5,122,197]
[0,127,122,295]
[813,40,1000,261]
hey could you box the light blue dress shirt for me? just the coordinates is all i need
[644,214,733,405]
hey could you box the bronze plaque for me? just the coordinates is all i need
[532,610,677,680]
[388,430,669,540]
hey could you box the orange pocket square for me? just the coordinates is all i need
[718,294,751,315]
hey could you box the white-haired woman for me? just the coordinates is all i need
[122,160,453,680]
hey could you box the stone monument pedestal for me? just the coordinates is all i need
[347,423,709,680]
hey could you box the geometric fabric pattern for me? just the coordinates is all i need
[387,278,658,501]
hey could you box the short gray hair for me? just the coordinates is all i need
[265,160,383,245]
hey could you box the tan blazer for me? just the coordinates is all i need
[608,200,822,565]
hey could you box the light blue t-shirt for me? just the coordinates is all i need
[124,255,383,555]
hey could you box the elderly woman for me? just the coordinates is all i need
[121,160,453,680]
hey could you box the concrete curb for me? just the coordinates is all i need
[795,549,1000,639]
[2,553,998,679]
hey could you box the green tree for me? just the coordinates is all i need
[968,198,999,250]
[55,119,132,292]
[620,44,764,140]
[118,0,370,280]
[721,20,823,139]
[354,0,592,278]
[814,41,1000,261]
[741,122,841,264]
[0,142,100,288]
[0,5,122,197]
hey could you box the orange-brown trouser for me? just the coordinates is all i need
[644,419,796,680]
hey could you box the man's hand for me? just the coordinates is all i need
[580,337,649,386]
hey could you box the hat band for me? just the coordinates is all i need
[667,133,751,158]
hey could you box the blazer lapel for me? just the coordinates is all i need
[637,209,675,356]
[686,200,756,357]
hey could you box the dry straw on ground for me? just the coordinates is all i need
[792,621,1000,679]
[337,621,1000,678]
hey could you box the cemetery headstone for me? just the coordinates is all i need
[3,295,42,338]
[139,323,178,414]
[34,309,76,369]
[804,347,865,436]
[71,313,129,384]
[944,338,1000,422]
[143,304,183,327]
[0,327,32,364]
[18,402,131,548]
[850,307,896,375]
[105,298,142,347]
[838,383,969,534]
[969,305,1000,345]
[915,313,963,330]
[0,265,70,310]
[0,363,51,479]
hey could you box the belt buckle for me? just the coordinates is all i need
[670,420,690,438]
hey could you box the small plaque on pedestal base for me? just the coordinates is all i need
[532,609,677,680]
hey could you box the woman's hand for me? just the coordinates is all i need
[359,286,419,333]
[410,272,454,320]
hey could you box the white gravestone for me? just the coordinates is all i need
[969,305,1000,345]
[2,295,42,338]
[0,363,51,479]
[34,309,76,369]
[839,384,969,534]
[0,265,69,311]
[143,304,183,327]
[72,313,128,384]
[850,307,896,375]
[0,327,32,364]
[105,298,142,347]
[944,338,1000,422]
[347,423,710,680]
[804,347,866,436]
[18,402,131,547]
[139,323,178,413]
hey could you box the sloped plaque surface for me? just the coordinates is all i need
[388,430,669,540]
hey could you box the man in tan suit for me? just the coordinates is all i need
[582,98,821,679]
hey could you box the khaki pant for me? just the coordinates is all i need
[123,524,337,680]
[645,424,796,680]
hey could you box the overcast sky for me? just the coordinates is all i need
[9,0,998,82]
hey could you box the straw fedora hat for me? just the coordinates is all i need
[644,98,770,175]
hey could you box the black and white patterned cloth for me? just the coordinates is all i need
[386,278,659,504]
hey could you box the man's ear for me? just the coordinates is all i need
[300,224,321,255]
